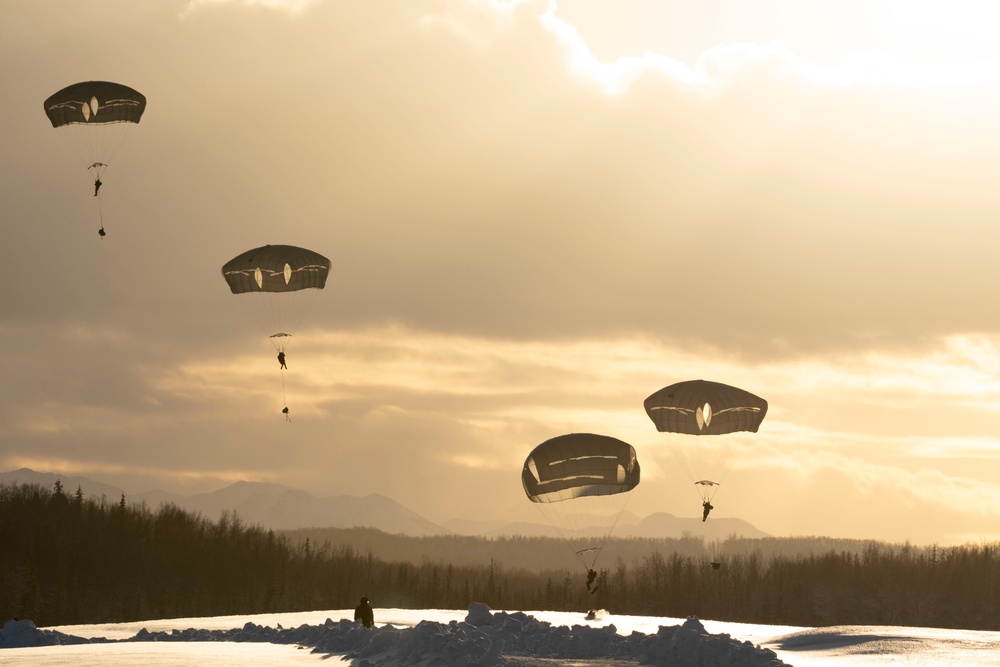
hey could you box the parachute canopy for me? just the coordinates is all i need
[222,244,330,294]
[523,433,640,504]
[643,379,767,436]
[221,244,331,353]
[44,81,146,128]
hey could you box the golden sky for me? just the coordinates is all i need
[4,0,1000,545]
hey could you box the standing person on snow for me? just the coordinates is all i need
[355,596,374,628]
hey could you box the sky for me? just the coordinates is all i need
[4,0,1000,546]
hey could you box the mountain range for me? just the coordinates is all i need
[0,468,768,540]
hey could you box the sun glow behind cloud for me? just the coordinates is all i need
[179,325,1000,451]
[425,0,1000,95]
[769,335,1000,405]
[177,0,1000,89]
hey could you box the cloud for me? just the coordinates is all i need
[6,314,1000,540]
[8,0,1000,544]
[180,0,319,18]
[434,0,1000,94]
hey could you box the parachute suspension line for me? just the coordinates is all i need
[280,366,287,407]
[576,494,631,572]
[587,491,634,571]
[674,435,734,501]
[604,497,630,545]
[102,120,135,167]
[280,367,291,422]
[56,123,132,184]
[96,188,106,239]
[237,291,319,357]
[705,515,722,564]
[532,489,635,572]
[574,546,602,572]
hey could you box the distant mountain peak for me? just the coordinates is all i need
[0,469,768,540]
[0,469,449,537]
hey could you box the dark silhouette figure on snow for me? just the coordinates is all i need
[355,596,374,628]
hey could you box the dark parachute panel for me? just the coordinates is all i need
[643,379,767,436]
[222,244,331,294]
[522,433,640,571]
[523,433,640,504]
[43,81,147,128]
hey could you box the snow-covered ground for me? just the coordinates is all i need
[3,605,1000,666]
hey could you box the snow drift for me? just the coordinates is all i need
[2,602,787,666]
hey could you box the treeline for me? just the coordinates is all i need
[3,481,1000,630]
[0,482,565,626]
[612,544,1000,629]
[279,525,913,573]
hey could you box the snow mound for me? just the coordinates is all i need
[0,619,92,648]
[2,605,788,666]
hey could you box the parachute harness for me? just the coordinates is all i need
[571,498,631,572]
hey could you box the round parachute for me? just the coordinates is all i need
[221,244,331,353]
[643,379,767,436]
[43,81,146,186]
[522,433,640,570]
[643,379,767,505]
